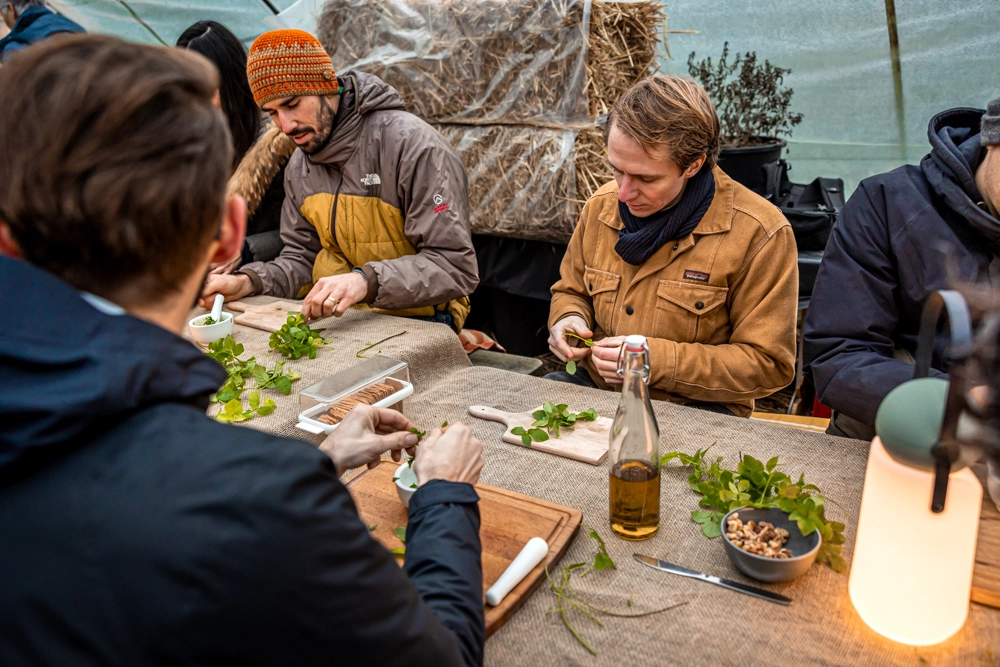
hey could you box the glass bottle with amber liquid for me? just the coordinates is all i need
[609,335,660,540]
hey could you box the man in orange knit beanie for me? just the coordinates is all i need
[202,29,478,331]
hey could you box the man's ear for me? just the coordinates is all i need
[0,220,22,259]
[209,195,247,267]
[683,155,708,179]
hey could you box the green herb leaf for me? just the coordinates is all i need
[566,359,577,375]
[521,434,532,447]
[528,428,549,442]
[511,426,526,436]
[390,547,406,556]
[368,524,377,531]
[564,333,594,347]
[248,391,260,411]
[256,398,276,416]
[393,525,407,543]
[409,483,418,489]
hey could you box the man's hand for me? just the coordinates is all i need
[591,335,626,385]
[318,404,418,476]
[210,254,243,275]
[302,272,369,321]
[413,423,484,487]
[200,272,254,308]
[548,315,594,362]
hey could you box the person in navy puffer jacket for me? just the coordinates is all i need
[804,97,1000,440]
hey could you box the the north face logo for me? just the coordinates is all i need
[362,173,381,186]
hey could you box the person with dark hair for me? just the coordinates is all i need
[201,29,478,331]
[0,0,83,62]
[177,20,293,266]
[804,98,1000,440]
[546,74,798,417]
[0,34,486,666]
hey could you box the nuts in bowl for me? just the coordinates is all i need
[720,507,820,582]
[725,513,792,559]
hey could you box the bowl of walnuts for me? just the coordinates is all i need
[721,507,821,582]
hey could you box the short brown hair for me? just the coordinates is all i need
[0,35,231,302]
[605,74,721,171]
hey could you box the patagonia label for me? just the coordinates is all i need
[683,270,710,283]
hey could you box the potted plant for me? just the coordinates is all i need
[687,43,803,193]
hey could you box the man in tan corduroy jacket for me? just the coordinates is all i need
[547,75,798,417]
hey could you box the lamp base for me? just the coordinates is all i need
[849,437,982,646]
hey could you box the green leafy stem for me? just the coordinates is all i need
[660,447,848,572]
[206,335,300,423]
[356,330,407,359]
[269,312,331,360]
[511,402,598,446]
[564,333,594,375]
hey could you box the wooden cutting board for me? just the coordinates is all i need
[469,405,611,465]
[972,463,1000,609]
[228,299,307,332]
[345,461,582,637]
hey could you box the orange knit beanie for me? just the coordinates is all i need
[246,30,339,106]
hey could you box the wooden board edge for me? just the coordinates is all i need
[498,434,607,466]
[972,587,1000,609]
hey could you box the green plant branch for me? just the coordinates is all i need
[356,330,407,358]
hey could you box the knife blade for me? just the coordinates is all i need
[633,554,792,606]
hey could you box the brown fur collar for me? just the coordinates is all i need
[227,122,297,216]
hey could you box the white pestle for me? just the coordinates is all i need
[485,537,549,606]
[210,293,224,323]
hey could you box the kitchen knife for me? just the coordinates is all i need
[633,554,792,606]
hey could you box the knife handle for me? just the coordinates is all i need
[713,577,792,605]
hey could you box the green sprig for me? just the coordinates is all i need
[563,333,594,375]
[269,312,330,360]
[661,447,848,572]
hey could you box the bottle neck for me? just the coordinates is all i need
[619,347,650,395]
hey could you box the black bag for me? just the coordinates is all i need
[761,160,845,251]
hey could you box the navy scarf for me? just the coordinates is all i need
[615,167,716,265]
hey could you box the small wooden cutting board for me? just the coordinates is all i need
[468,405,611,465]
[228,299,307,332]
[345,461,583,637]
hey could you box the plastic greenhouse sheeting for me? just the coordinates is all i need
[51,0,1000,198]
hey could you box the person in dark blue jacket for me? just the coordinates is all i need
[0,1,84,62]
[0,34,485,666]
[804,98,1000,440]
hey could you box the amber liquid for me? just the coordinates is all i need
[609,459,660,541]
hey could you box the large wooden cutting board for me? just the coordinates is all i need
[469,405,611,465]
[228,299,309,332]
[345,461,582,637]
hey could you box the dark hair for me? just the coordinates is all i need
[0,34,231,303]
[177,21,260,167]
[606,74,721,171]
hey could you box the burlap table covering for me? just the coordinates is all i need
[401,366,1000,666]
[192,296,470,440]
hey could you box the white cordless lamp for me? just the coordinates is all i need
[848,291,983,646]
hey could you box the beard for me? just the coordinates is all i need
[290,97,336,156]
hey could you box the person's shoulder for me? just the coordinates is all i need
[722,171,789,237]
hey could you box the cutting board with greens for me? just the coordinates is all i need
[468,403,611,465]
[345,460,582,637]
[228,299,309,332]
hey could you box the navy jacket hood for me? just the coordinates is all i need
[921,107,1000,247]
[0,257,226,468]
[0,6,85,60]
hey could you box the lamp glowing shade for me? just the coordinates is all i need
[848,437,981,646]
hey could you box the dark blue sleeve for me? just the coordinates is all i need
[405,481,484,667]
[803,181,941,426]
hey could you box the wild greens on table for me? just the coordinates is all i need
[661,447,847,572]
[269,313,331,360]
[563,333,593,375]
[511,402,598,446]
[205,335,300,423]
[548,527,688,655]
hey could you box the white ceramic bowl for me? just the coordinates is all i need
[393,462,419,508]
[188,311,234,345]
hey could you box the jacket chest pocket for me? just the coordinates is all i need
[585,266,620,329]
[653,280,729,343]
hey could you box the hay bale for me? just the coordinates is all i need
[318,0,590,127]
[435,125,577,243]
[587,0,664,119]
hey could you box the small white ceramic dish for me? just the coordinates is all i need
[393,462,419,508]
[188,311,234,345]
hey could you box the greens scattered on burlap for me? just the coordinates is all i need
[205,335,301,423]
[269,312,331,359]
[512,402,598,446]
[661,447,847,572]
[563,333,593,375]
[548,527,688,655]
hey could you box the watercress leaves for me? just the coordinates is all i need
[206,335,297,422]
[661,447,848,572]
[515,402,598,443]
[563,334,594,375]
[269,313,331,360]
[393,525,407,543]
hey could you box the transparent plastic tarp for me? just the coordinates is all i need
[435,125,578,242]
[317,0,591,127]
